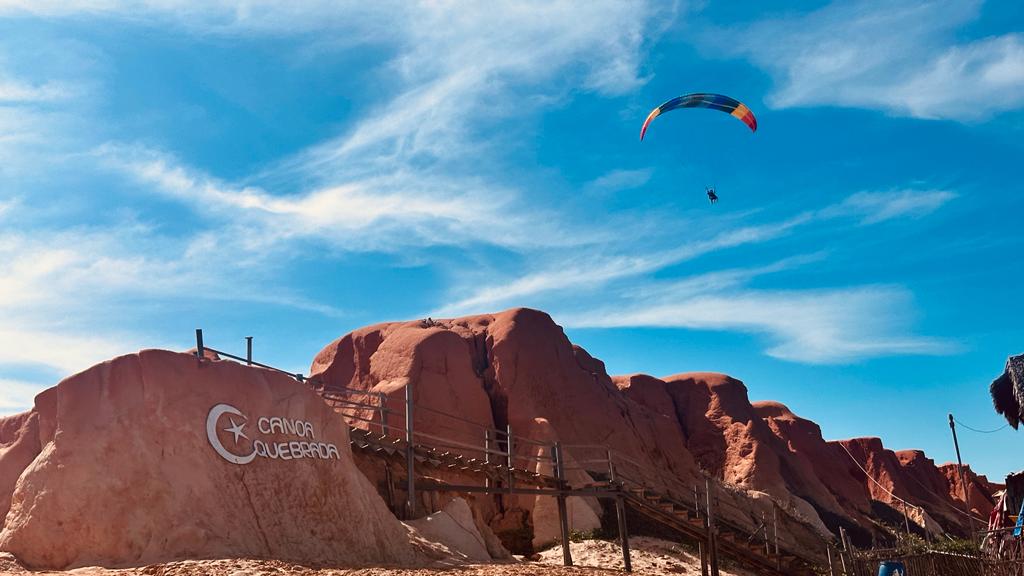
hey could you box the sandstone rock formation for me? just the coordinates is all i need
[0,350,426,570]
[939,464,998,518]
[310,308,994,551]
[0,307,996,572]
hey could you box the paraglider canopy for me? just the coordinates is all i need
[640,93,757,140]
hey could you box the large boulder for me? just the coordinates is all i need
[406,498,502,562]
[0,349,425,569]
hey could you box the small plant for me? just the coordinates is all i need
[568,529,602,542]
[930,537,979,556]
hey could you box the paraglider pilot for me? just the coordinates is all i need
[706,187,718,204]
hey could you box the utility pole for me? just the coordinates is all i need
[948,414,977,542]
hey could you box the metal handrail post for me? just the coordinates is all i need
[405,382,415,518]
[706,478,719,576]
[553,443,572,567]
[505,424,514,490]
[609,450,631,572]
[773,502,779,556]
[484,429,492,489]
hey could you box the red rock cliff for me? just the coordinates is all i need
[309,308,993,548]
[0,350,425,569]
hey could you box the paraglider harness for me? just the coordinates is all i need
[706,187,718,204]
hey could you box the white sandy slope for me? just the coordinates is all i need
[536,536,759,576]
[0,536,758,576]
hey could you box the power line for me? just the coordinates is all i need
[950,414,1007,432]
[838,441,986,524]
[837,442,920,511]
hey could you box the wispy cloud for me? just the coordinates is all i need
[438,188,953,315]
[0,378,47,416]
[435,187,958,363]
[823,189,957,224]
[434,214,810,315]
[0,78,70,103]
[100,144,580,252]
[0,219,350,379]
[585,168,655,194]
[0,1,662,385]
[716,0,1024,121]
[269,2,656,186]
[562,285,954,364]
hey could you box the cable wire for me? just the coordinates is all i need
[953,418,1009,434]
[838,442,920,511]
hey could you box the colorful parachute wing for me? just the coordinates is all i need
[640,93,757,140]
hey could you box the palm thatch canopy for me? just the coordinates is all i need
[991,353,1024,428]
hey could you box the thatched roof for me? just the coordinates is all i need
[991,353,1024,428]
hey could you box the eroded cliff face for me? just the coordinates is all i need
[309,307,993,549]
[0,350,427,570]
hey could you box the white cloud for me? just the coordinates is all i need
[586,168,655,194]
[0,78,70,103]
[0,1,662,383]
[562,286,953,364]
[718,0,1024,120]
[435,214,811,315]
[0,223,349,377]
[824,189,957,224]
[87,2,657,254]
[435,186,957,363]
[0,378,47,416]
[100,145,580,252]
[437,186,954,315]
[274,2,655,180]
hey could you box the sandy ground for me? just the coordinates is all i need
[536,537,756,576]
[0,538,759,576]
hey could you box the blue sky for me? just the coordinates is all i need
[1,1,1022,479]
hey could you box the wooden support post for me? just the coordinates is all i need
[245,336,252,365]
[609,450,631,573]
[772,502,779,555]
[827,545,836,576]
[763,511,769,556]
[705,479,719,576]
[378,393,388,436]
[902,501,911,539]
[405,382,415,519]
[838,527,849,576]
[384,461,396,513]
[195,329,204,359]
[505,425,514,490]
[484,429,492,489]
[699,540,708,576]
[553,443,573,567]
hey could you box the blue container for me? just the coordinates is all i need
[878,561,907,576]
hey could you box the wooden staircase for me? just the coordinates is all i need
[621,486,817,576]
